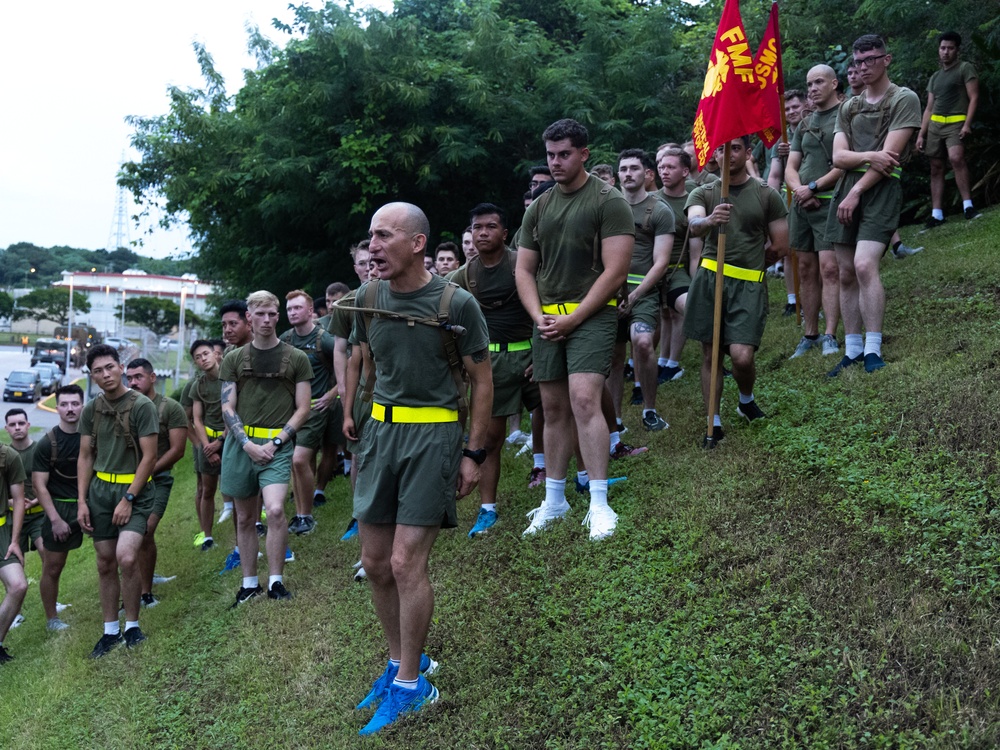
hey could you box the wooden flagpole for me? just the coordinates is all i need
[706,141,732,445]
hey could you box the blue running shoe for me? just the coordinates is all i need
[285,547,295,563]
[575,476,628,494]
[341,518,359,541]
[468,508,498,537]
[359,675,439,736]
[219,548,241,574]
[356,661,398,710]
[419,653,438,676]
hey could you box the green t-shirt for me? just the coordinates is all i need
[690,170,720,187]
[0,446,26,520]
[450,250,534,344]
[327,289,356,340]
[628,194,674,282]
[191,372,224,432]
[352,275,489,410]
[656,189,692,266]
[12,442,37,500]
[33,427,80,501]
[791,105,839,187]
[836,84,922,165]
[518,175,635,304]
[219,342,313,428]
[279,324,336,399]
[928,61,977,116]
[79,391,159,474]
[179,376,198,409]
[685,178,788,270]
[152,394,188,462]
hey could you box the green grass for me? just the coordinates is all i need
[2,212,1000,748]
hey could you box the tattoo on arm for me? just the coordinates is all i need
[471,348,489,364]
[283,423,297,438]
[221,382,246,440]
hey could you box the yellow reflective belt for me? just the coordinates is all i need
[626,273,646,286]
[700,258,765,283]
[55,498,77,504]
[540,299,617,315]
[668,262,686,269]
[96,472,138,485]
[815,192,834,200]
[371,403,458,424]
[244,426,282,439]
[488,340,532,353]
[26,504,44,515]
[931,114,966,124]
[0,514,5,527]
[205,427,224,439]
[853,166,902,179]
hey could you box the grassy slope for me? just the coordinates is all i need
[2,212,999,749]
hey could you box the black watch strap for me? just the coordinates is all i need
[124,492,136,503]
[462,448,487,465]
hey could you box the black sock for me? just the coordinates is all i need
[892,240,901,252]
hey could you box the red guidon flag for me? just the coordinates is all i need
[753,2,785,147]
[691,0,771,169]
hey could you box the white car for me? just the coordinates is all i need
[104,337,133,350]
[158,337,180,351]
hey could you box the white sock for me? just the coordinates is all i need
[864,332,882,357]
[739,392,754,405]
[666,359,679,368]
[234,545,240,554]
[125,620,139,631]
[932,208,944,220]
[658,357,669,367]
[344,458,352,474]
[223,501,234,510]
[577,470,589,485]
[392,677,419,690]
[544,477,567,506]
[713,414,722,427]
[963,199,973,210]
[389,658,401,668]
[268,575,283,588]
[242,576,259,589]
[533,453,545,470]
[104,621,120,636]
[481,503,496,512]
[627,358,634,367]
[634,380,641,388]
[589,479,609,509]
[203,536,213,543]
[845,334,864,359]
[313,489,322,497]
[787,293,796,304]
[609,431,621,452]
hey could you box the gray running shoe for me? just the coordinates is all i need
[820,334,839,356]
[892,243,923,259]
[789,336,819,359]
[641,411,669,431]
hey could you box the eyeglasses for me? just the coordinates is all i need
[853,54,887,69]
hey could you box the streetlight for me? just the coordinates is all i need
[66,274,74,371]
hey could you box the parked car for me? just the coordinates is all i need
[30,363,63,395]
[158,337,180,351]
[4,369,43,402]
[103,337,134,351]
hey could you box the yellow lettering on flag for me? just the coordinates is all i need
[693,112,710,165]
[754,39,779,89]
[719,25,745,45]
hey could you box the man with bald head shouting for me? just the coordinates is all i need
[344,202,491,735]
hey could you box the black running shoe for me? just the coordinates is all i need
[736,400,767,423]
[313,492,327,507]
[268,581,292,600]
[231,585,264,609]
[701,426,725,449]
[124,626,147,648]
[255,522,266,538]
[200,538,215,551]
[783,303,796,317]
[924,216,946,230]
[89,632,124,659]
[623,362,634,381]
[140,593,159,608]
[826,354,863,378]
[965,208,982,221]
[0,645,13,663]
[629,385,643,405]
[288,515,304,534]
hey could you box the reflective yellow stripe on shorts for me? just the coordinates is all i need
[931,114,966,124]
[205,427,223,439]
[853,166,902,179]
[371,403,458,424]
[540,299,617,315]
[96,472,139,485]
[700,258,765,283]
[244,425,282,439]
[26,504,44,515]
[488,340,532,353]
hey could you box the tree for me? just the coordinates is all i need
[12,288,90,325]
[0,291,13,320]
[115,296,201,337]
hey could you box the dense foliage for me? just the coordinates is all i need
[12,287,91,326]
[121,0,999,297]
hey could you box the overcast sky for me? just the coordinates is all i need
[0,1,390,260]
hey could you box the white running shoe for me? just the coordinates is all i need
[218,506,233,524]
[152,574,176,585]
[47,618,70,631]
[11,614,25,629]
[55,602,71,613]
[522,500,571,537]
[582,504,618,541]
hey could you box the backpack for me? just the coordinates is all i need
[465,250,519,311]
[234,341,297,400]
[359,279,468,419]
[46,428,77,480]
[842,84,903,155]
[90,390,142,467]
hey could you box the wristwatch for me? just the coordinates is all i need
[124,492,136,504]
[272,437,284,449]
[807,180,818,192]
[462,448,487,465]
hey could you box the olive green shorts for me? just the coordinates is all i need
[661,266,692,312]
[87,477,153,541]
[0,519,22,570]
[491,347,541,418]
[149,473,174,518]
[18,509,45,552]
[346,394,372,454]
[925,120,963,157]
[532,305,617,381]
[354,420,462,528]
[297,408,328,451]
[790,200,833,253]
[826,173,900,247]
[617,290,659,342]
[196,439,223,476]
[683,268,768,349]
[42,500,84,553]
[220,436,294,499]
[324,399,345,448]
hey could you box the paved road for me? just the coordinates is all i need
[0,345,86,429]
